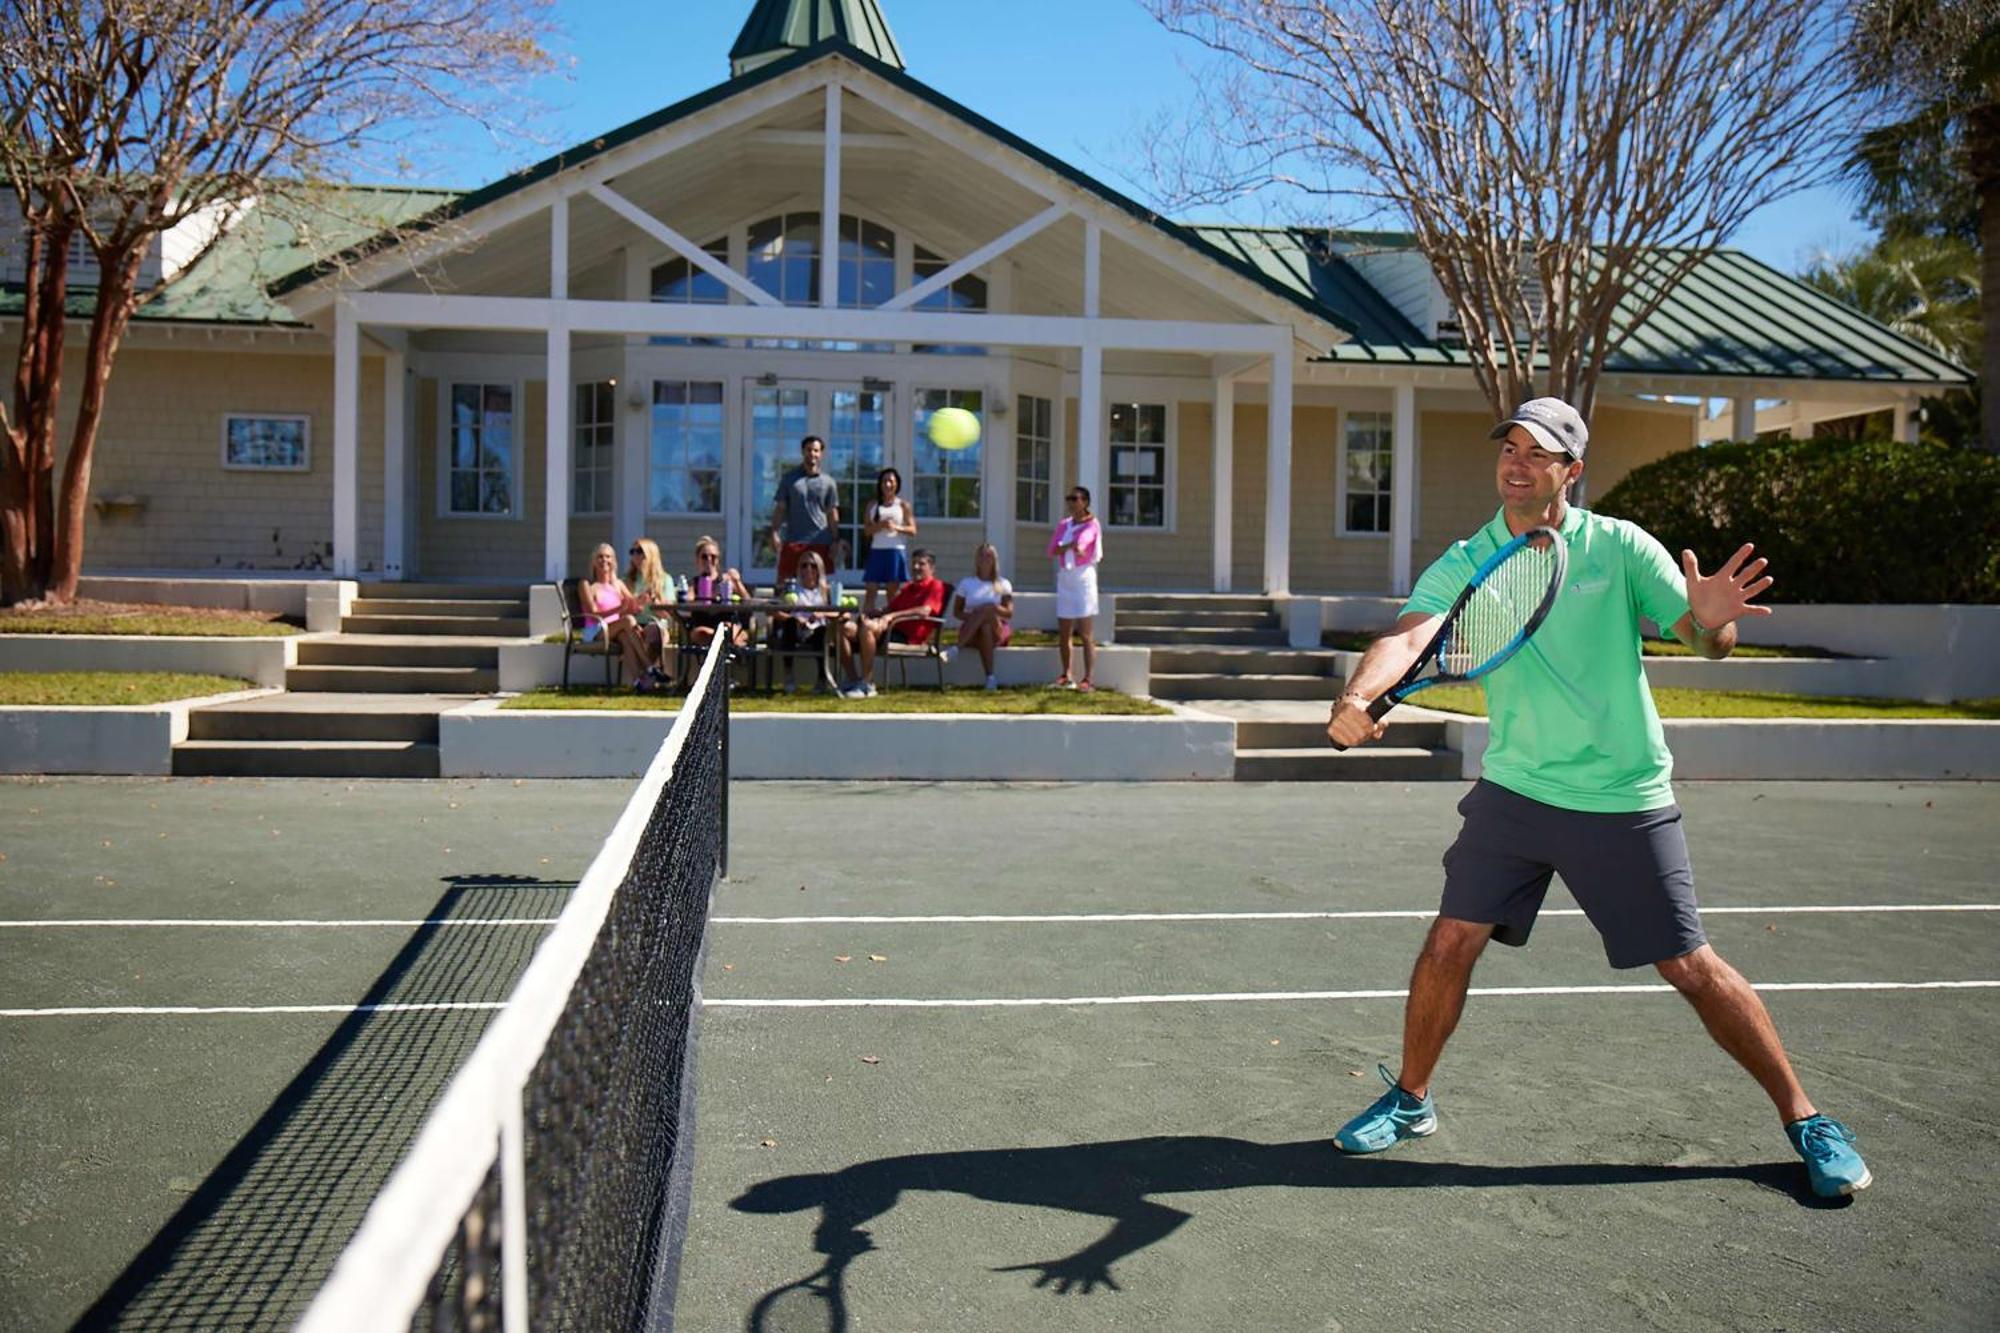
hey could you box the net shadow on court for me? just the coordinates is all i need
[70,875,569,1332]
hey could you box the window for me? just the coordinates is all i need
[446,384,515,515]
[1107,403,1167,529]
[913,244,987,356]
[649,380,723,515]
[838,216,896,308]
[1015,395,1053,524]
[912,387,983,519]
[1340,410,1394,534]
[572,383,614,516]
[827,388,888,565]
[221,414,310,471]
[746,212,820,306]
[650,236,729,346]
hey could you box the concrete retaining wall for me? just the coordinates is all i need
[1288,595,1406,647]
[0,687,271,775]
[440,702,1234,780]
[498,642,1152,696]
[1639,655,1905,698]
[77,576,321,617]
[0,633,298,687]
[1438,714,1999,781]
[1730,605,2000,703]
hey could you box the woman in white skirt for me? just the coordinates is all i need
[1048,485,1104,690]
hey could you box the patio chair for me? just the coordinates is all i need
[877,611,951,691]
[554,579,621,690]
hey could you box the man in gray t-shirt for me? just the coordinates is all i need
[771,434,841,579]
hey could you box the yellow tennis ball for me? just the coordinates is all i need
[926,406,982,451]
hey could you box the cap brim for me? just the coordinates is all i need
[1491,417,1579,459]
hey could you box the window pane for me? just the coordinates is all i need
[1138,489,1165,528]
[948,476,981,518]
[916,476,948,515]
[451,473,478,512]
[480,473,510,513]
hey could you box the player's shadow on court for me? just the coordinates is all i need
[734,1136,1817,1331]
[71,874,573,1333]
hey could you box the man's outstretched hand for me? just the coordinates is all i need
[1682,542,1774,632]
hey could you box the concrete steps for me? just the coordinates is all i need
[354,581,526,601]
[1235,746,1463,781]
[1118,609,1279,631]
[1119,594,1276,615]
[188,707,439,743]
[297,638,501,669]
[342,613,528,636]
[1154,672,1344,701]
[1120,627,1288,646]
[172,740,440,778]
[285,664,498,693]
[1151,648,1342,677]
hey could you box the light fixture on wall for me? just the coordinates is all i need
[626,387,648,411]
[862,375,891,392]
[989,398,1011,419]
[757,371,779,387]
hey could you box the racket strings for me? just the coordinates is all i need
[1442,541,1560,676]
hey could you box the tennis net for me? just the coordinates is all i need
[298,637,730,1333]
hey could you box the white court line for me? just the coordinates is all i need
[1,905,1992,930]
[707,980,2000,1009]
[712,904,2000,925]
[6,980,1995,1019]
[0,918,562,930]
[0,1001,508,1018]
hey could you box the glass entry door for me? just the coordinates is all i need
[741,381,889,581]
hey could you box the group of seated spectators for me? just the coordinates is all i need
[575,536,1033,696]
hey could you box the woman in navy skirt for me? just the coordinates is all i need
[861,466,916,613]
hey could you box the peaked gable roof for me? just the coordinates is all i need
[730,0,904,75]
[266,41,1354,339]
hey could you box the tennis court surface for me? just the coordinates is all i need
[3,768,1996,1328]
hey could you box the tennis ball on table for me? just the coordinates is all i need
[926,406,982,451]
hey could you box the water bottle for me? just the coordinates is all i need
[829,579,843,608]
[677,573,691,601]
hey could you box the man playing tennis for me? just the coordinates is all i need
[1325,397,1871,1198]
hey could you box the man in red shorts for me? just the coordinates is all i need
[838,548,946,696]
[770,434,840,581]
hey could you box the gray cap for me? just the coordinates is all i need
[1490,397,1587,459]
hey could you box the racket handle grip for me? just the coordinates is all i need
[1327,691,1396,752]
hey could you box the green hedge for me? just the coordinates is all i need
[1594,437,2000,604]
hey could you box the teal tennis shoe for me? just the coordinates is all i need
[1334,1065,1437,1154]
[1786,1114,1872,1197]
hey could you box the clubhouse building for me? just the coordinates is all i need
[2,0,1968,597]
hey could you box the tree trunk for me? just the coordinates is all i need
[1975,105,2000,454]
[48,249,143,605]
[2,223,70,604]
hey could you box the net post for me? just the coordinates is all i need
[500,1094,529,1333]
[718,643,731,880]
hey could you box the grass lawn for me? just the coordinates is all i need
[1323,631,1836,659]
[502,684,1169,716]
[0,600,300,636]
[1408,684,2000,720]
[0,672,254,706]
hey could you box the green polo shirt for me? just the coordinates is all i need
[1403,505,1689,813]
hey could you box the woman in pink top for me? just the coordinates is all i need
[578,543,654,689]
[1048,486,1103,690]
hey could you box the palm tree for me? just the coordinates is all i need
[1846,0,2000,451]
[1803,233,1981,361]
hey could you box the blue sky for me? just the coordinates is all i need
[418,0,1871,276]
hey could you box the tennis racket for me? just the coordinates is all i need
[1331,526,1567,750]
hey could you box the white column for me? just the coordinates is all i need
[545,195,571,582]
[1893,397,1919,444]
[332,298,359,577]
[820,82,842,311]
[1078,339,1103,509]
[1082,222,1101,318]
[1262,342,1293,596]
[988,386,1016,579]
[383,349,406,580]
[1732,395,1758,441]
[1211,375,1234,592]
[1390,382,1416,596]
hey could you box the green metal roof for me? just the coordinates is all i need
[0,186,456,327]
[1200,227,1970,385]
[729,0,904,74]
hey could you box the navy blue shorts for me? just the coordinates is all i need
[1440,780,1706,970]
[864,547,910,583]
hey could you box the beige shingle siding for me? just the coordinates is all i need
[12,345,386,575]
